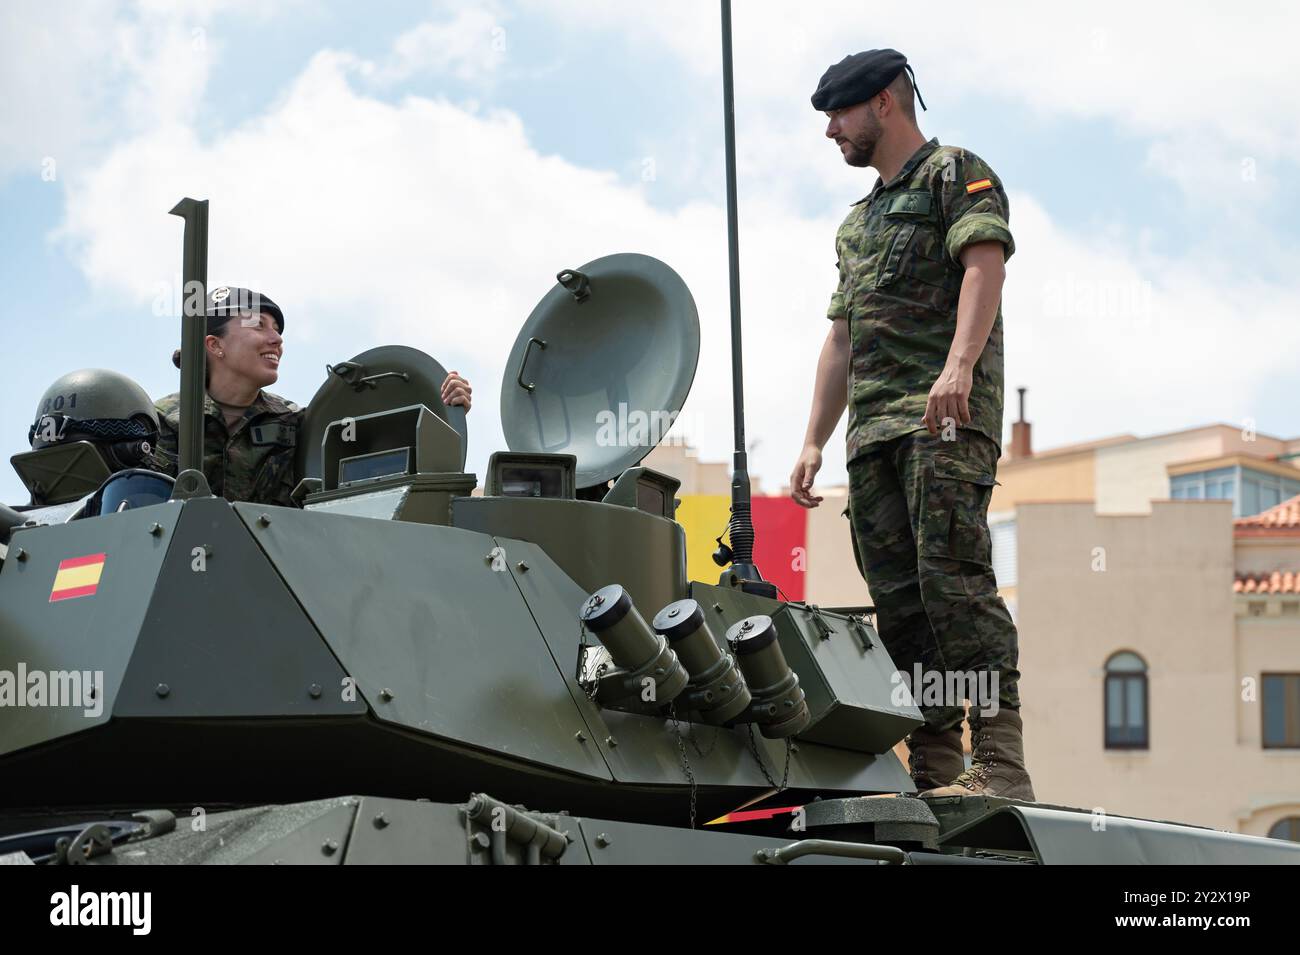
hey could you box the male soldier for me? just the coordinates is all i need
[789,50,1033,800]
[153,286,472,507]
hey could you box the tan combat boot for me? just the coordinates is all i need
[905,721,966,792]
[919,708,1036,800]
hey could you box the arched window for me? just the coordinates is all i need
[1105,651,1148,749]
[1267,817,1300,842]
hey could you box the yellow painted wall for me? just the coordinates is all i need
[990,452,1095,511]
[674,495,731,586]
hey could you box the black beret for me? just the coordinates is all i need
[206,286,284,334]
[811,48,926,112]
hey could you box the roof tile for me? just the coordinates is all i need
[1234,492,1300,532]
[1234,570,1300,594]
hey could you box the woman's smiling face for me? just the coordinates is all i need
[208,311,283,388]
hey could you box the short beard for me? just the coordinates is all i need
[841,113,882,168]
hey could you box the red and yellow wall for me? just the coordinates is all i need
[676,495,809,600]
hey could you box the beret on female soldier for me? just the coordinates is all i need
[811,48,927,112]
[170,286,285,368]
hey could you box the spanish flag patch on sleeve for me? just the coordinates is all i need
[966,178,994,195]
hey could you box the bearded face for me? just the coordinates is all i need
[837,105,883,168]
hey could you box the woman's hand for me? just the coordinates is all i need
[441,371,472,412]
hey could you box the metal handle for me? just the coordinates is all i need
[516,337,547,392]
[556,269,590,303]
[754,839,906,865]
[326,361,410,392]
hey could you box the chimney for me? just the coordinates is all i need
[1009,387,1033,460]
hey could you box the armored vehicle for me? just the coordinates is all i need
[1,2,1296,866]
[1,227,1297,865]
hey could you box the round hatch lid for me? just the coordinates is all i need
[297,344,469,480]
[500,253,699,488]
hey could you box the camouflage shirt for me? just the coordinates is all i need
[152,390,303,508]
[828,138,1014,462]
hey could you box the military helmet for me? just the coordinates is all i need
[28,368,160,469]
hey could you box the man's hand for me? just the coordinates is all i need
[921,360,972,435]
[790,444,825,508]
[792,321,849,508]
[922,240,1006,436]
[441,371,472,411]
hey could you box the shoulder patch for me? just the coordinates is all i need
[966,178,993,195]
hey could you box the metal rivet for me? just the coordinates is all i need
[595,833,611,848]
[668,607,680,618]
[713,603,723,612]
[148,523,163,537]
[472,832,491,849]
[373,812,389,829]
[155,683,170,698]
[14,548,27,562]
[574,731,587,742]
[517,561,529,572]
[605,736,618,747]
[309,683,322,699]
[379,688,394,702]
[321,839,338,856]
[257,514,271,527]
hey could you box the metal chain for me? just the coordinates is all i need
[667,703,698,829]
[575,609,605,703]
[746,724,793,792]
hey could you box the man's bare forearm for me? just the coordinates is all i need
[948,243,1006,371]
[803,320,850,450]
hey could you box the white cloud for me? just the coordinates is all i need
[530,0,1300,204]
[0,0,270,184]
[1002,195,1300,453]
[51,47,846,487]
[50,36,1300,500]
[370,2,510,86]
[0,0,127,181]
[7,0,1298,509]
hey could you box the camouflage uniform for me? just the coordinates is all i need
[831,138,1019,729]
[152,391,302,508]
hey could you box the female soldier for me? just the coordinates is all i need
[153,286,472,507]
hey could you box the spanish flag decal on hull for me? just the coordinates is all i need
[49,553,106,602]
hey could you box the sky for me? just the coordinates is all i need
[3,0,1300,505]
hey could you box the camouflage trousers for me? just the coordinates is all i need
[847,427,1020,730]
